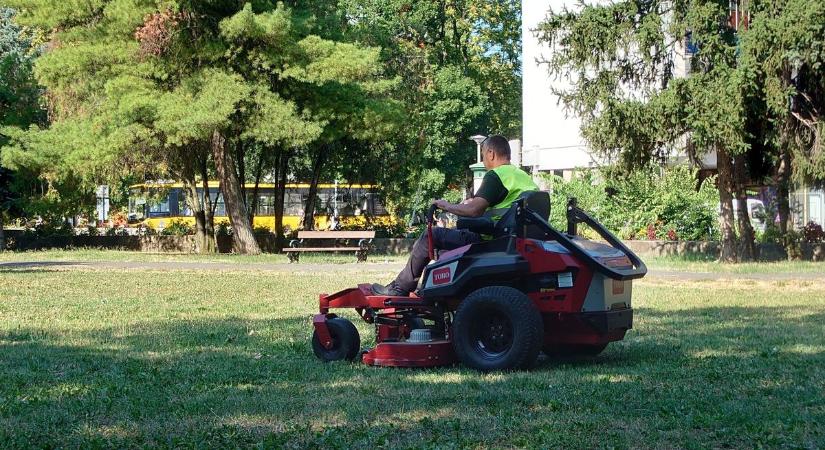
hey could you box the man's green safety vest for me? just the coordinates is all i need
[485,164,539,221]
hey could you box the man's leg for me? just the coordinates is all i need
[378,228,480,295]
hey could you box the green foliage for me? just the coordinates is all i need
[0,7,45,135]
[160,218,194,236]
[543,166,719,241]
[338,0,521,216]
[738,0,825,184]
[339,216,407,238]
[20,219,73,239]
[1,7,50,222]
[215,220,232,237]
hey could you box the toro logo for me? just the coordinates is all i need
[432,267,452,285]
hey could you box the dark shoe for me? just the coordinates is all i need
[370,282,409,297]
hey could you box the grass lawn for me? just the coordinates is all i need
[0,248,409,265]
[644,255,825,274]
[1,262,823,447]
[2,248,824,274]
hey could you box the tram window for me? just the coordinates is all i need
[365,193,386,216]
[285,190,304,216]
[256,194,275,216]
[128,190,147,221]
[373,196,387,215]
[178,190,193,216]
[315,191,332,214]
[208,190,226,216]
[337,189,357,216]
[148,194,171,217]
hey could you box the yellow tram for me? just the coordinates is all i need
[127,182,391,231]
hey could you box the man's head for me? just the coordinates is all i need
[481,135,511,170]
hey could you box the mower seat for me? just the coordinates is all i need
[457,191,551,239]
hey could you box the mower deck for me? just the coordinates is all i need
[315,284,457,367]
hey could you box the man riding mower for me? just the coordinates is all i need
[310,135,647,371]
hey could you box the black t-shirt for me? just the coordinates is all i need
[475,170,508,207]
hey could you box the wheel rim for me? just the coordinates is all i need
[319,328,341,355]
[470,307,513,359]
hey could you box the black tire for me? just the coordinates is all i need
[452,286,544,372]
[544,343,608,358]
[312,318,361,362]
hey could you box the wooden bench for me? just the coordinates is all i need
[284,230,375,263]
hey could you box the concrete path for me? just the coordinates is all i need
[2,260,823,281]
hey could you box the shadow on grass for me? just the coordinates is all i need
[0,261,89,271]
[1,306,823,448]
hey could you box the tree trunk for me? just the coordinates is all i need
[733,153,757,261]
[716,147,738,263]
[198,147,217,252]
[302,144,329,230]
[274,150,290,249]
[776,142,800,260]
[236,139,247,208]
[211,130,261,254]
[181,157,211,254]
[248,150,266,225]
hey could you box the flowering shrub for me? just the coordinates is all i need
[161,219,193,236]
[802,221,824,243]
[339,216,408,238]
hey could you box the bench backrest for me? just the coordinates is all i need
[297,230,375,239]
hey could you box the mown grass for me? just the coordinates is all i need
[0,248,407,265]
[2,248,824,274]
[644,255,825,274]
[1,263,823,448]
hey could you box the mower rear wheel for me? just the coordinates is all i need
[452,286,543,372]
[312,318,361,362]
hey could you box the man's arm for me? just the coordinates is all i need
[433,197,489,218]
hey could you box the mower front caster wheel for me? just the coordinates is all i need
[312,318,361,362]
[452,286,544,372]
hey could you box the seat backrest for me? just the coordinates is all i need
[455,191,551,238]
[493,191,551,239]
[522,191,550,219]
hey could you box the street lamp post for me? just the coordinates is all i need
[469,134,487,163]
[469,134,488,195]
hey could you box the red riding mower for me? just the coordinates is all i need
[311,192,647,371]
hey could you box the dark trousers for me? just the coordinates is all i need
[395,227,481,292]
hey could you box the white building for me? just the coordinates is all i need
[521,0,593,177]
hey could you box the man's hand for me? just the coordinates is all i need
[433,199,451,210]
[431,197,489,218]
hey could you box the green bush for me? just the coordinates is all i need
[215,221,232,237]
[541,166,718,241]
[160,219,194,236]
[21,220,74,239]
[339,216,409,238]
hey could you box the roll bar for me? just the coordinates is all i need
[514,197,647,281]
